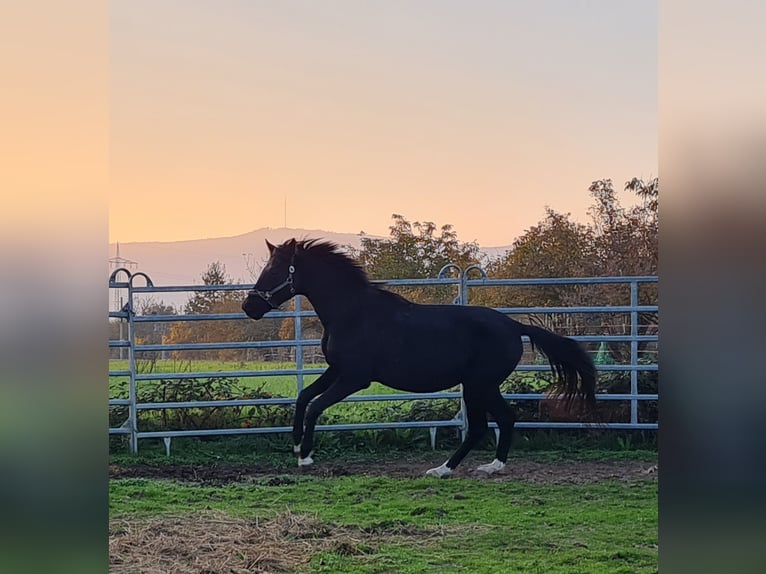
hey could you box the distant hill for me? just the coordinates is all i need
[109,227,372,286]
[481,245,513,260]
[108,227,513,310]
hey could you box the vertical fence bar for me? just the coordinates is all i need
[127,282,139,453]
[630,280,639,425]
[295,295,304,394]
[119,295,126,360]
[458,271,468,440]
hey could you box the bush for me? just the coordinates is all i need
[112,377,295,432]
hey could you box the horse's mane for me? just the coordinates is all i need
[293,238,371,286]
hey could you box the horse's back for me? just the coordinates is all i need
[353,299,524,392]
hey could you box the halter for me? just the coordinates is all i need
[248,254,296,309]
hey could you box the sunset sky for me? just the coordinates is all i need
[109,0,657,247]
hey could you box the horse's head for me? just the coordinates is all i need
[242,238,299,319]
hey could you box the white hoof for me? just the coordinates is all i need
[298,455,314,467]
[425,462,452,478]
[293,444,301,454]
[477,459,506,474]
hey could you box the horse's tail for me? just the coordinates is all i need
[519,323,597,412]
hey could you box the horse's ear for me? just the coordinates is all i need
[265,239,276,255]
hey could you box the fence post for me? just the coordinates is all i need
[462,266,489,441]
[630,281,638,425]
[630,280,639,425]
[126,272,153,453]
[126,280,138,453]
[437,264,465,441]
[295,295,304,394]
[458,269,468,440]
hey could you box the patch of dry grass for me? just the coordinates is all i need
[109,510,458,573]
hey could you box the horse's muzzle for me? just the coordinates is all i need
[241,295,267,320]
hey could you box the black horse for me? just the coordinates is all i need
[242,239,596,477]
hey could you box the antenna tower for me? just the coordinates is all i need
[108,242,139,312]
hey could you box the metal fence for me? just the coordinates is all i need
[109,266,658,454]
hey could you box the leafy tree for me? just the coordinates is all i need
[109,297,175,360]
[474,177,658,346]
[587,177,659,362]
[350,214,482,303]
[165,262,280,361]
[588,177,658,277]
[133,297,176,360]
[475,208,596,335]
[184,261,235,315]
[277,297,325,363]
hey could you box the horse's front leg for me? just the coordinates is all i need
[298,376,368,466]
[293,366,337,455]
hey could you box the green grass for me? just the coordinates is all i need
[108,359,657,455]
[109,359,417,398]
[108,359,464,435]
[109,359,319,396]
[110,472,657,573]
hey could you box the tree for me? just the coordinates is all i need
[485,209,595,280]
[277,297,325,363]
[110,297,176,360]
[133,297,176,355]
[165,262,278,361]
[476,208,596,335]
[587,177,659,362]
[588,177,658,277]
[349,214,482,303]
[184,261,236,315]
[475,177,659,343]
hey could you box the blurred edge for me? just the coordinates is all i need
[661,1,766,572]
[0,1,108,573]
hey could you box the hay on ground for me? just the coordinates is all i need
[109,510,454,573]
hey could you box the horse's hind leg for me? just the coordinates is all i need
[477,387,516,475]
[426,392,488,478]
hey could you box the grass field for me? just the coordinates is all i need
[109,359,413,398]
[109,359,466,435]
[108,358,654,450]
[109,444,658,573]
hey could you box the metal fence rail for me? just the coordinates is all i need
[109,266,658,453]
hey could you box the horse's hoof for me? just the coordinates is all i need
[297,450,315,467]
[476,459,505,474]
[298,455,314,467]
[425,463,452,478]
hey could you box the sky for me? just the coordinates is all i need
[109,0,657,247]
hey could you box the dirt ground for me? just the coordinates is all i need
[109,456,658,486]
